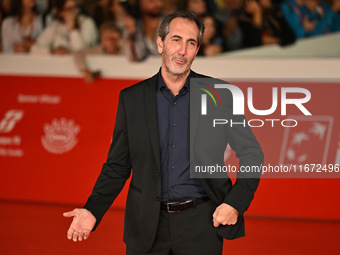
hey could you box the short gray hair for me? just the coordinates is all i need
[158,11,205,46]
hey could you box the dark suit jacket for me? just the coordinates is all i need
[84,70,264,252]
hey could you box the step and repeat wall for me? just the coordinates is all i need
[1,55,340,220]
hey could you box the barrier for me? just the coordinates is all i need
[1,55,340,220]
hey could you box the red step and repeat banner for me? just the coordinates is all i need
[1,75,340,220]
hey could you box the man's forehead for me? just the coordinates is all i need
[168,17,199,36]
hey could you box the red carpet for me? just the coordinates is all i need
[1,200,339,255]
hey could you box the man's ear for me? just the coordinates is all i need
[194,45,200,59]
[157,36,163,54]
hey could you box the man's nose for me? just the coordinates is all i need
[178,43,187,55]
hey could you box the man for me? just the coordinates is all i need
[64,10,264,255]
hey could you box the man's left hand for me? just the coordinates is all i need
[212,203,239,227]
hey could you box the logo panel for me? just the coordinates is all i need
[41,118,80,154]
[0,110,24,133]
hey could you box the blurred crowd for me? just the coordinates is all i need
[1,0,339,80]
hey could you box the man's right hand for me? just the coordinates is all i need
[63,208,96,242]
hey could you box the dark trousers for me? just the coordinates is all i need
[126,200,223,255]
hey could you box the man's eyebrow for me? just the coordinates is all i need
[171,35,197,43]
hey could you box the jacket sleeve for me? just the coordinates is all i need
[222,89,264,214]
[223,115,264,214]
[84,91,132,230]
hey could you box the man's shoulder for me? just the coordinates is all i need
[191,71,229,84]
[120,73,158,95]
[191,71,212,79]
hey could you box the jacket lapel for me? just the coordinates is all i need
[144,74,161,171]
[189,71,206,158]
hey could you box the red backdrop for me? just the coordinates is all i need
[1,75,340,220]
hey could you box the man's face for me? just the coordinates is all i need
[157,17,200,77]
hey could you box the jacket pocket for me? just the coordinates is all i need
[130,183,143,193]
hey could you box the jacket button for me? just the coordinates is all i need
[157,171,160,176]
[156,196,160,201]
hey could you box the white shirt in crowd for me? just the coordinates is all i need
[31,15,98,54]
[1,15,43,53]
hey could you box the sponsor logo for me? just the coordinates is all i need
[41,118,80,154]
[0,110,24,133]
[279,116,333,165]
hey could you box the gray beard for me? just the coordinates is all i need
[164,64,188,78]
[163,53,191,78]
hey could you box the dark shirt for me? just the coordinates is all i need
[157,70,207,202]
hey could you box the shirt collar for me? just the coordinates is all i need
[157,68,191,92]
